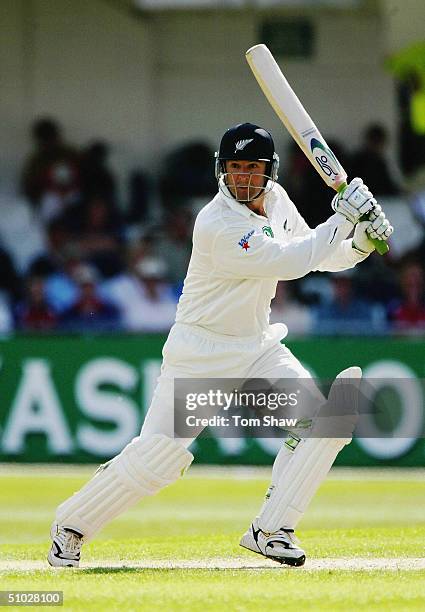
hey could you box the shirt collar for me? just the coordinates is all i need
[220,185,277,220]
[264,188,278,218]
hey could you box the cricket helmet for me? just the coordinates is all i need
[215,123,279,201]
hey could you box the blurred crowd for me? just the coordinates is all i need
[1,114,425,336]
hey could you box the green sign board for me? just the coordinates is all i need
[0,335,423,466]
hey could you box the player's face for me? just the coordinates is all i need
[224,160,268,201]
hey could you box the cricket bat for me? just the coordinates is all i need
[245,43,388,255]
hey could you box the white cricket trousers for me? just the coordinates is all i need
[140,322,321,446]
[54,321,333,540]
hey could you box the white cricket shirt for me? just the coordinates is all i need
[175,183,368,339]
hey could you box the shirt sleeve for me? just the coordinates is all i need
[315,239,370,271]
[211,213,354,281]
[290,197,370,271]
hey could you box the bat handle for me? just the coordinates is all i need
[337,182,389,255]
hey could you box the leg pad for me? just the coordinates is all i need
[55,435,193,540]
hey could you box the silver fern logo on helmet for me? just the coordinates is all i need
[234,138,254,153]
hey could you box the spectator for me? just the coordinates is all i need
[155,209,193,291]
[102,255,177,332]
[80,140,117,205]
[405,192,425,264]
[45,248,83,315]
[31,238,84,315]
[270,282,312,336]
[283,141,311,208]
[65,195,125,278]
[29,218,73,277]
[15,275,58,332]
[313,270,387,335]
[297,272,333,306]
[0,245,17,333]
[0,193,46,275]
[159,141,216,210]
[127,169,154,224]
[0,246,22,305]
[284,139,350,227]
[60,264,120,332]
[353,253,400,307]
[397,71,425,178]
[349,124,401,196]
[21,117,81,221]
[387,38,425,177]
[389,261,425,332]
[0,292,13,334]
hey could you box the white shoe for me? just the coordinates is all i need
[47,523,84,568]
[240,518,306,567]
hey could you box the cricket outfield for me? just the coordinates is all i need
[1,465,424,610]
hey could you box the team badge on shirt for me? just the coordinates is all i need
[262,225,274,238]
[238,229,255,251]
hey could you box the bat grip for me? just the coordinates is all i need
[337,182,389,255]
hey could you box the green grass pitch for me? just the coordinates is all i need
[1,465,425,611]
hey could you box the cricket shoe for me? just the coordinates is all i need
[47,523,84,568]
[239,518,306,567]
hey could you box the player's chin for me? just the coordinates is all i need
[235,187,261,201]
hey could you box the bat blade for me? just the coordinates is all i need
[246,43,347,191]
[245,43,389,255]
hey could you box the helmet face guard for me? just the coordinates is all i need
[216,171,277,202]
[215,123,279,202]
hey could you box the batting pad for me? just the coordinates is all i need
[258,367,362,533]
[55,434,193,540]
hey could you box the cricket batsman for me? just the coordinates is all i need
[48,123,393,567]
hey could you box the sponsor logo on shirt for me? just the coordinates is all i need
[262,225,274,238]
[238,229,255,251]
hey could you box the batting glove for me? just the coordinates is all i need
[352,215,394,254]
[331,177,376,225]
[366,204,394,240]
